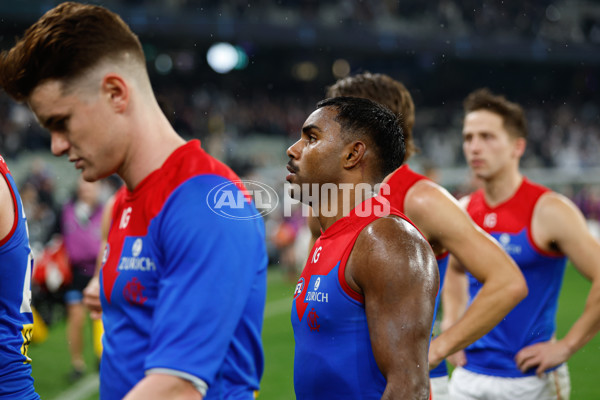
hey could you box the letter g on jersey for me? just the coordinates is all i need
[311,246,322,263]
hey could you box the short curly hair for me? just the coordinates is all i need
[326,72,417,160]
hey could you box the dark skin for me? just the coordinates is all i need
[287,105,438,399]
[347,217,437,399]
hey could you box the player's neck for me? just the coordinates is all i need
[119,107,186,191]
[483,169,523,207]
[316,186,377,232]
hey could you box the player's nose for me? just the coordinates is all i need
[50,132,70,156]
[287,139,302,160]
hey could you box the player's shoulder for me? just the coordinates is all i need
[456,193,472,210]
[531,188,590,249]
[0,167,14,242]
[350,214,436,286]
[405,178,465,215]
[534,190,580,220]
[357,214,428,252]
[164,174,264,232]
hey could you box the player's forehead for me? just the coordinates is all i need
[302,106,341,135]
[28,80,71,120]
[463,109,505,135]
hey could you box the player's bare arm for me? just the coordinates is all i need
[346,215,438,399]
[0,175,15,241]
[406,180,527,368]
[440,255,469,367]
[516,191,600,376]
[124,374,202,400]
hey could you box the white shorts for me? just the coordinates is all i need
[448,364,570,400]
[431,375,450,400]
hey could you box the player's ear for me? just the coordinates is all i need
[513,137,526,158]
[101,73,129,113]
[343,141,366,170]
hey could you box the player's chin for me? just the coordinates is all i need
[80,168,101,183]
[469,164,486,176]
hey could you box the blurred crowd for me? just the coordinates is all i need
[6,85,599,282]
[3,86,599,171]
[63,0,600,45]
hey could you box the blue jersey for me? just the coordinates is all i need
[99,140,268,399]
[292,196,414,399]
[0,156,39,400]
[464,178,567,377]
[429,252,449,378]
[381,165,449,378]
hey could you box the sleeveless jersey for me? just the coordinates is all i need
[381,165,449,378]
[292,196,417,399]
[464,178,567,377]
[0,156,39,399]
[99,140,268,399]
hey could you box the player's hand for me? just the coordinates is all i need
[515,340,571,377]
[446,349,467,368]
[83,276,103,319]
[428,337,446,369]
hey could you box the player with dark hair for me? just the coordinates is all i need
[0,155,39,399]
[288,96,439,399]
[445,88,600,399]
[0,3,267,399]
[306,73,527,398]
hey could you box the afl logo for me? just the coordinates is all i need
[206,180,279,220]
[294,277,305,300]
[101,244,110,266]
[132,238,143,257]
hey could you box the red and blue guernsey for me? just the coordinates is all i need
[99,140,268,399]
[0,156,39,400]
[292,196,414,399]
[381,165,449,378]
[464,178,567,377]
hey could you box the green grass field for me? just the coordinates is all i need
[29,264,599,399]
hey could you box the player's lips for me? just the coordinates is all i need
[286,162,298,182]
[470,159,485,168]
[70,158,83,169]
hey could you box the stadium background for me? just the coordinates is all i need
[1,0,599,398]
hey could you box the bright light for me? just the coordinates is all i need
[292,61,318,81]
[155,54,173,75]
[207,42,239,74]
[332,59,350,79]
[234,47,248,70]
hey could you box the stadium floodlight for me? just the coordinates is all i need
[207,42,239,74]
[234,46,248,70]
